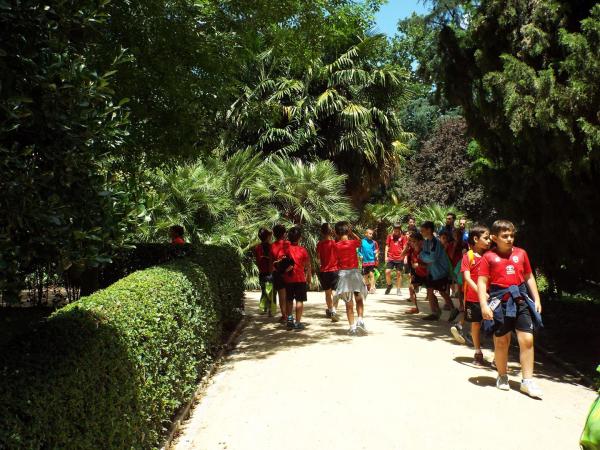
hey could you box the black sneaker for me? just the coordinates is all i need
[385,285,392,295]
[325,309,332,318]
[422,313,440,321]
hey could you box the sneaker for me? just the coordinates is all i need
[473,352,485,366]
[448,307,460,323]
[396,288,402,296]
[356,321,368,335]
[385,285,392,295]
[496,375,510,391]
[422,313,440,321]
[279,316,287,324]
[331,311,340,322]
[286,317,295,330]
[294,322,305,331]
[450,325,466,345]
[520,379,543,399]
[325,309,332,318]
[348,327,358,336]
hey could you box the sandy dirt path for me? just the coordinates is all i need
[174,289,595,450]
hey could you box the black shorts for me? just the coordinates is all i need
[318,271,338,291]
[425,276,449,291]
[273,271,286,291]
[286,282,308,302]
[465,302,482,323]
[362,265,376,275]
[494,300,534,337]
[386,261,404,271]
[411,274,427,286]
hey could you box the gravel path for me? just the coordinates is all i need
[174,289,595,450]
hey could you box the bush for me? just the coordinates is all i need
[0,247,244,449]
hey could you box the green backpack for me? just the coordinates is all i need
[581,366,600,450]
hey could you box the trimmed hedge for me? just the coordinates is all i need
[0,245,244,449]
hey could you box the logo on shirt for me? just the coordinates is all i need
[512,256,519,263]
[495,257,501,263]
[506,265,515,275]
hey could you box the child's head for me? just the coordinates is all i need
[273,224,286,240]
[490,219,516,250]
[419,221,435,238]
[258,227,272,243]
[439,230,451,247]
[407,216,416,228]
[335,221,350,238]
[452,227,462,242]
[392,223,402,236]
[320,222,333,238]
[169,225,184,239]
[287,226,302,243]
[467,224,491,251]
[365,228,374,239]
[409,231,424,250]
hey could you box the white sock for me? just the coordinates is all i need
[331,307,336,314]
[350,323,357,330]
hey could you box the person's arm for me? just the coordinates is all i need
[478,275,493,320]
[384,240,389,261]
[524,272,542,313]
[306,263,312,287]
[463,270,478,293]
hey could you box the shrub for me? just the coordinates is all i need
[0,250,244,449]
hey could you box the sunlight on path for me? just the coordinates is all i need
[174,290,595,450]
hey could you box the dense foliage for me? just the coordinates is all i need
[436,0,600,286]
[0,245,243,449]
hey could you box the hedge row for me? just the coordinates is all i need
[0,244,244,449]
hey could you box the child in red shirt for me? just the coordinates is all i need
[385,223,407,296]
[477,220,543,398]
[281,226,311,331]
[169,225,185,245]
[316,223,340,322]
[404,232,428,314]
[271,224,290,323]
[450,225,490,365]
[334,221,368,336]
[253,227,275,316]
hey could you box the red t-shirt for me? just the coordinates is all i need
[253,243,273,275]
[447,241,464,267]
[461,251,483,303]
[283,243,309,283]
[479,247,532,294]
[271,239,290,261]
[408,248,428,277]
[171,237,185,245]
[386,234,406,261]
[335,239,361,270]
[316,239,338,272]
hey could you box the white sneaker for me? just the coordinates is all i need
[520,379,543,399]
[356,320,368,335]
[496,375,510,391]
[450,325,466,345]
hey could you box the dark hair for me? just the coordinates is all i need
[467,224,490,246]
[169,225,184,237]
[446,212,456,220]
[393,223,402,230]
[335,221,350,236]
[420,221,435,231]
[320,222,332,237]
[258,227,272,242]
[407,216,415,222]
[407,224,418,234]
[409,231,423,241]
[491,219,516,235]
[287,226,302,243]
[273,224,286,239]
[439,230,452,240]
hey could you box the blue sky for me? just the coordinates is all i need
[374,0,429,36]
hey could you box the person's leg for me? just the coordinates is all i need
[427,288,440,314]
[325,288,333,311]
[517,330,534,379]
[493,333,511,376]
[355,293,364,319]
[345,297,355,326]
[471,322,482,351]
[385,269,392,288]
[369,271,375,291]
[278,288,287,318]
[395,268,403,290]
[295,300,304,323]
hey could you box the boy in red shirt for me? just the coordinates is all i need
[316,223,340,322]
[478,220,543,398]
[385,223,407,296]
[271,224,290,323]
[450,224,490,365]
[334,221,368,336]
[404,232,428,314]
[169,225,185,245]
[281,226,311,331]
[253,227,275,316]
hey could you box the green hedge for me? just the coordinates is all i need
[0,245,244,449]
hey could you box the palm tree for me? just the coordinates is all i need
[226,35,413,206]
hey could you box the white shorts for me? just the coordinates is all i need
[335,268,368,301]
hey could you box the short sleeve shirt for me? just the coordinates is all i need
[386,234,406,261]
[461,251,483,303]
[335,239,361,270]
[253,243,273,274]
[316,239,339,272]
[478,247,532,290]
[271,240,290,261]
[283,243,309,283]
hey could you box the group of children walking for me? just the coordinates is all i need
[253,213,544,399]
